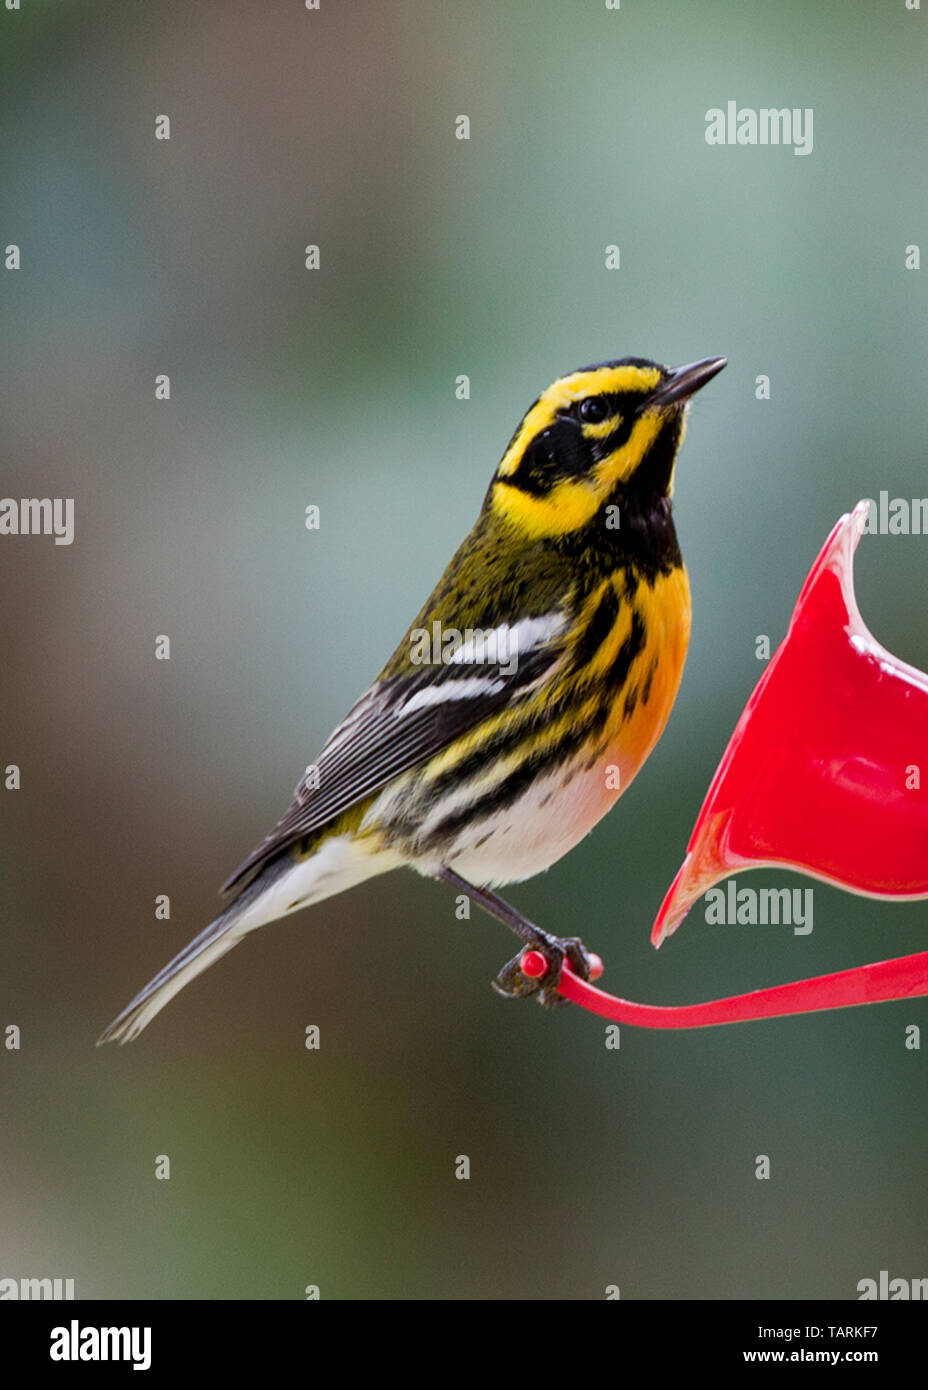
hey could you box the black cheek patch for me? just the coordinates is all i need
[508,421,591,492]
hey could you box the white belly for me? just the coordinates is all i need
[414,754,625,888]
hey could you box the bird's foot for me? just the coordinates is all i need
[492,934,595,1008]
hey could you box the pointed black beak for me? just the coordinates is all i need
[650,356,727,407]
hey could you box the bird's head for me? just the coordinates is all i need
[489,356,726,541]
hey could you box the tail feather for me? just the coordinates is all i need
[97,832,401,1045]
[96,922,243,1045]
[97,854,296,1046]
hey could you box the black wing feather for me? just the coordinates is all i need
[220,639,560,897]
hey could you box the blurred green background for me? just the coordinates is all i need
[1,0,926,1300]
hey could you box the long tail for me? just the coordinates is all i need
[97,856,286,1045]
[95,860,293,1045]
[96,913,244,1045]
[97,834,399,1045]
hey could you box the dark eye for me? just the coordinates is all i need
[579,398,609,424]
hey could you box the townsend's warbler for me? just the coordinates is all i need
[99,353,726,1042]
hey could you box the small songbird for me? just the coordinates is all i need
[99,354,726,1042]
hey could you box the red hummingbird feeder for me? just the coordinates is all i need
[545,499,928,1025]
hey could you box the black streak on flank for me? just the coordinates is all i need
[641,656,658,705]
[419,725,588,852]
[574,585,620,668]
[604,609,646,693]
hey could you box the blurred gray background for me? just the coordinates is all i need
[1,0,926,1299]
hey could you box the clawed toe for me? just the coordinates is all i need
[491,934,594,1007]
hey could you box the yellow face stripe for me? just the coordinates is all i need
[492,475,602,537]
[492,410,665,539]
[581,413,622,440]
[496,364,661,479]
[596,409,664,490]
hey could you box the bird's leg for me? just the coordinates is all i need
[438,865,593,1007]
